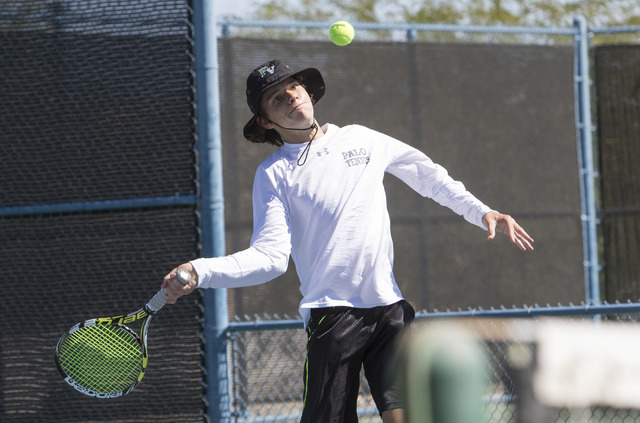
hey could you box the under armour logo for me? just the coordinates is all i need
[258,65,276,78]
[316,148,329,157]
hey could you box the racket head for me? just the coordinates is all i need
[55,319,149,398]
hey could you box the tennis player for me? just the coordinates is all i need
[163,59,534,423]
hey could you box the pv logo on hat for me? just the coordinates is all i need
[258,65,276,78]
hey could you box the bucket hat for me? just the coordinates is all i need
[243,60,325,140]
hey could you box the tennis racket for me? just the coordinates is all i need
[54,269,191,398]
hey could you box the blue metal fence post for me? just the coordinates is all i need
[193,1,230,421]
[573,15,601,306]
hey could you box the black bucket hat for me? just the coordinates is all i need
[243,60,325,141]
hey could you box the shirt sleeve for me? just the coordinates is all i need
[383,135,494,230]
[190,165,292,289]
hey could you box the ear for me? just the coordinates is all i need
[256,115,275,129]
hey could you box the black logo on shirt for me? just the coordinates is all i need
[316,147,330,157]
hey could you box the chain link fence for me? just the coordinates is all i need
[217,22,584,320]
[227,305,640,423]
[216,19,640,423]
[2,2,640,421]
[0,1,201,422]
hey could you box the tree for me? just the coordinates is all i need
[244,0,640,28]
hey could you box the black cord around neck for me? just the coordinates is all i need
[296,124,319,166]
[268,120,319,166]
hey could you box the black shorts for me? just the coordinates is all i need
[301,300,415,423]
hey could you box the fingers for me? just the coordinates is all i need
[508,224,534,251]
[487,221,496,240]
[483,212,498,240]
[485,212,534,251]
[161,272,172,289]
[512,229,532,251]
[165,275,182,304]
[505,218,534,251]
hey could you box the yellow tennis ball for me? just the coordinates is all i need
[329,21,355,46]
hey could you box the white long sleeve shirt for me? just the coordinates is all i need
[191,123,492,325]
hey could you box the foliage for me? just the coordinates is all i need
[241,0,640,28]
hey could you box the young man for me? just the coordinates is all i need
[162,59,534,423]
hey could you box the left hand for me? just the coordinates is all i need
[483,211,534,251]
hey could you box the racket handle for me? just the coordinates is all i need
[176,269,191,285]
[146,269,192,314]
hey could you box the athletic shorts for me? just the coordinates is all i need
[301,300,415,423]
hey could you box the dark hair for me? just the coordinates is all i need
[245,77,315,147]
[246,125,284,146]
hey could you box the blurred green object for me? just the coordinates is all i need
[398,322,488,423]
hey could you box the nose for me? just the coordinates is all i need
[286,88,298,103]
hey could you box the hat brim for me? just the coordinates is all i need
[243,67,325,141]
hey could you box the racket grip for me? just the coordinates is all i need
[176,269,191,285]
[146,288,168,314]
[146,269,192,314]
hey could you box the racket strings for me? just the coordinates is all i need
[57,324,144,393]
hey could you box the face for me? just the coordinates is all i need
[258,77,314,130]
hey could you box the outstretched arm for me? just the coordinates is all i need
[483,211,534,251]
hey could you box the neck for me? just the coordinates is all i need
[279,121,324,144]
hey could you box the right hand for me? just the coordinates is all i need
[161,263,198,304]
